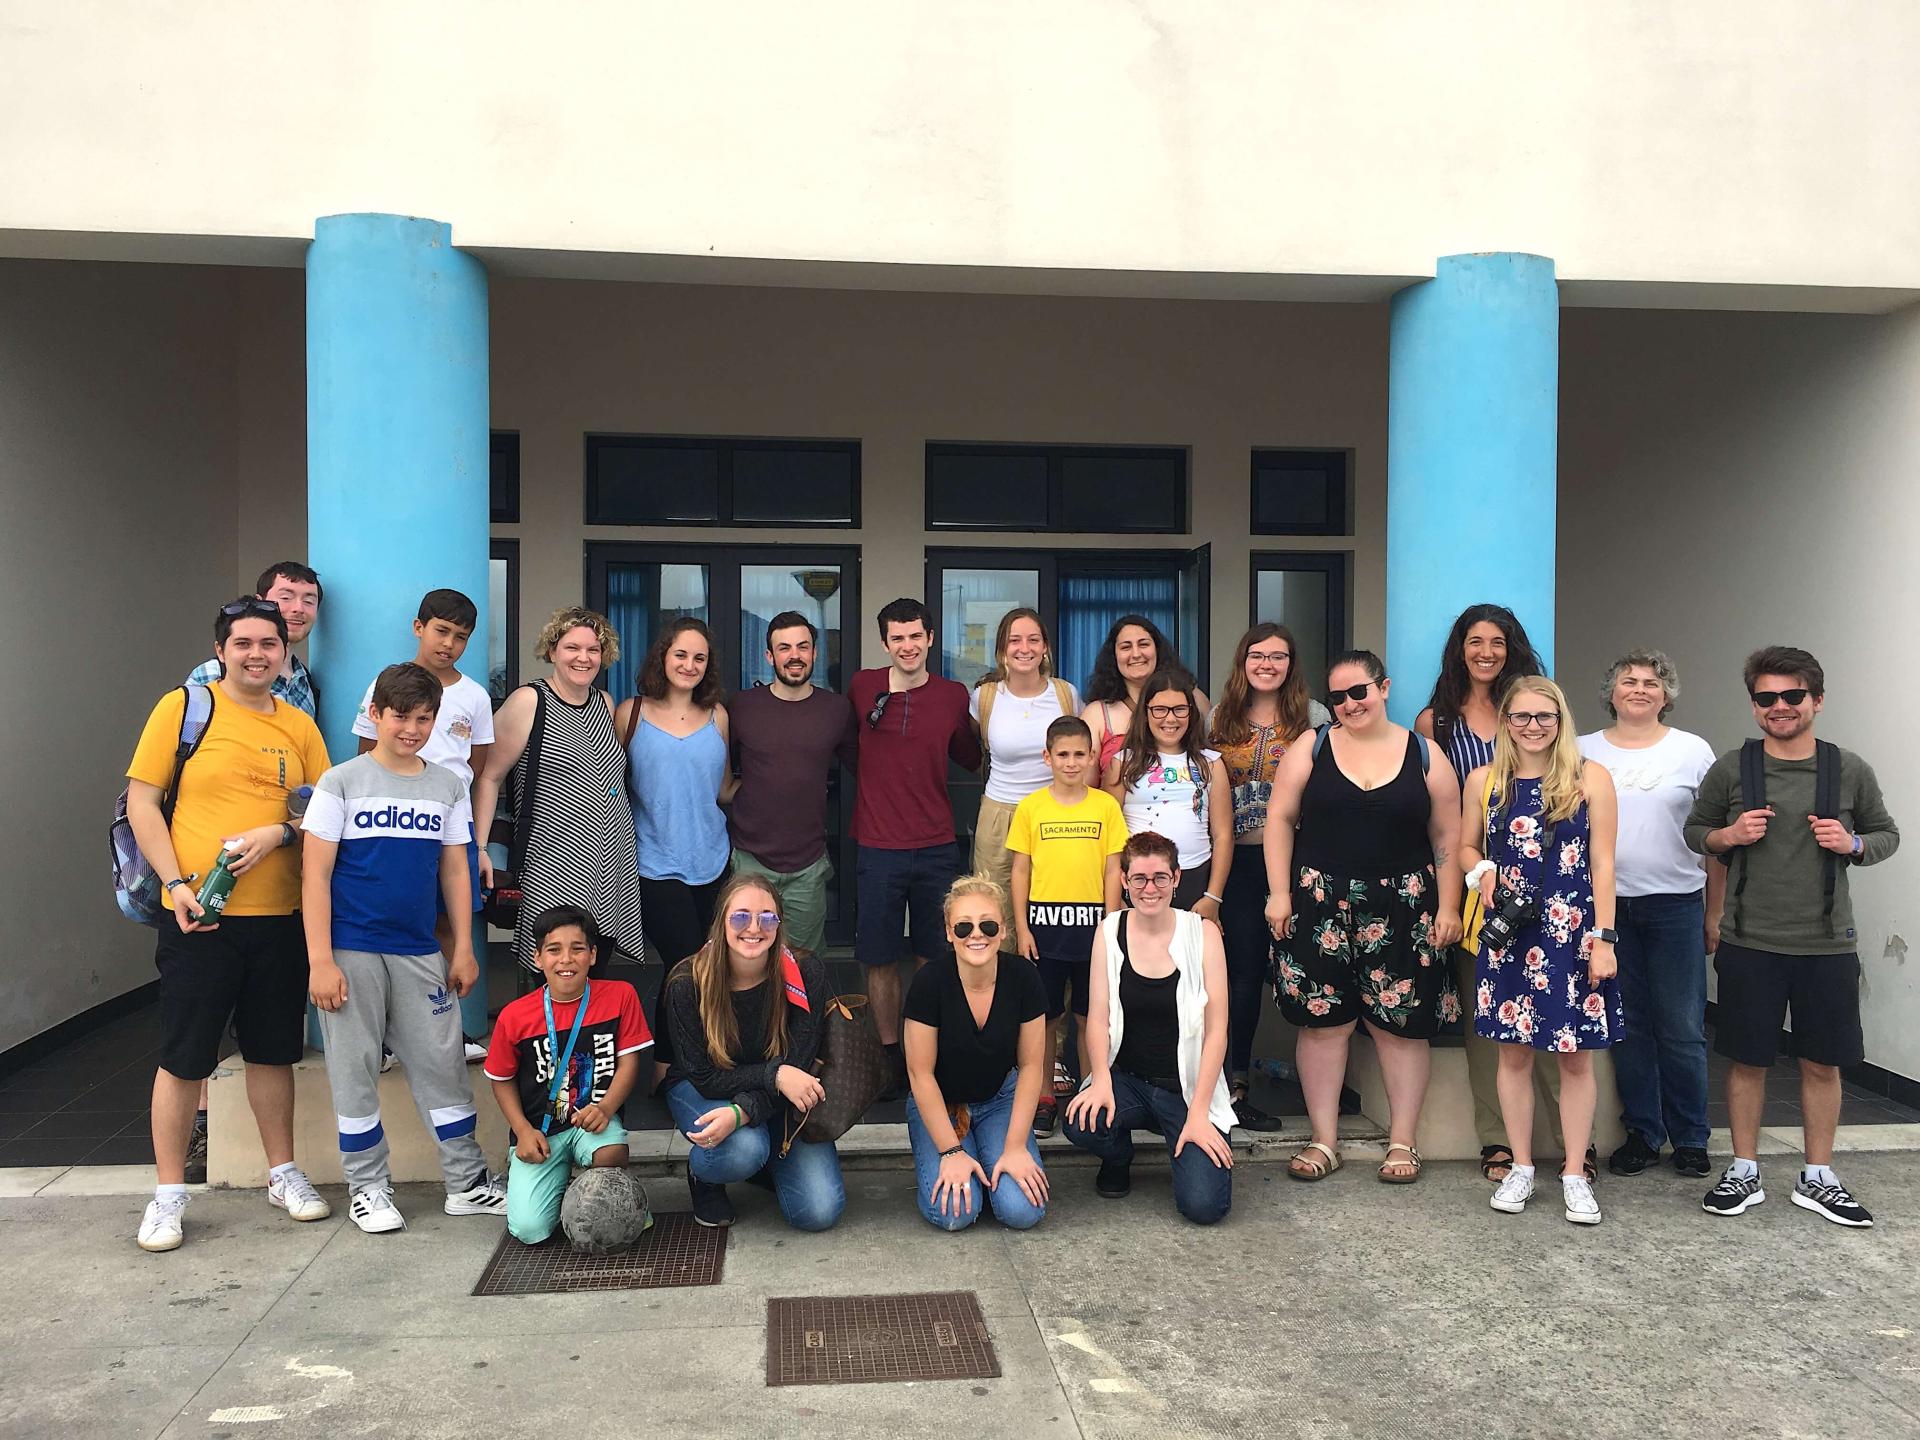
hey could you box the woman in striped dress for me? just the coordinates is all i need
[474,607,646,974]
[1412,603,1565,1184]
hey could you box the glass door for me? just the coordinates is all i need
[1251,551,1349,695]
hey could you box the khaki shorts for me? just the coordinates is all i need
[972,795,1020,950]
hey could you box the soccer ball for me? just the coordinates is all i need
[560,1167,653,1253]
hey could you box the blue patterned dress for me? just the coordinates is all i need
[1473,777,1624,1051]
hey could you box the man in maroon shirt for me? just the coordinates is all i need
[848,598,983,1087]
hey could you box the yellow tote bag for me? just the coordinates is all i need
[1460,772,1496,956]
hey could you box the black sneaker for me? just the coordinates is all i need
[1671,1146,1711,1178]
[1230,1090,1285,1133]
[1095,1158,1131,1199]
[1792,1175,1874,1228]
[1702,1166,1766,1217]
[184,1119,209,1187]
[876,1047,909,1103]
[743,1163,776,1193]
[1607,1132,1661,1177]
[687,1164,735,1227]
[1034,1096,1058,1138]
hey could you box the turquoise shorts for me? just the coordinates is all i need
[505,1115,630,1244]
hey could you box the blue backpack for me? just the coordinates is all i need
[111,684,215,925]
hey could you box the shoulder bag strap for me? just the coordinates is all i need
[1732,738,1767,935]
[976,682,996,762]
[1815,740,1841,934]
[161,684,216,824]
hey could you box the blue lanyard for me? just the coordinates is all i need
[540,981,590,1135]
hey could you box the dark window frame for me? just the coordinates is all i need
[1248,448,1350,537]
[490,431,521,524]
[489,537,520,702]
[925,442,1190,534]
[1248,549,1351,683]
[583,434,862,528]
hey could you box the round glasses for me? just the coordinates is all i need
[727,909,781,932]
[1125,872,1176,891]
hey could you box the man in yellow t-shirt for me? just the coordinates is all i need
[1007,715,1127,1136]
[125,598,333,1253]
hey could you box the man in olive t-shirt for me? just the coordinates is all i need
[1686,646,1899,1228]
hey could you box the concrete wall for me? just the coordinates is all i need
[1558,302,1920,1080]
[3,2,1917,296]
[0,260,245,1051]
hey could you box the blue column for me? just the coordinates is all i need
[1384,253,1557,726]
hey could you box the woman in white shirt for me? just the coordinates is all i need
[1577,649,1722,1181]
[970,608,1081,927]
[1101,670,1232,919]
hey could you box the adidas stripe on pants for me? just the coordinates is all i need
[318,949,486,1196]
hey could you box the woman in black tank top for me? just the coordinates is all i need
[1263,651,1465,1184]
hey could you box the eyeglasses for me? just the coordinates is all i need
[1146,704,1191,720]
[726,909,781,932]
[1328,680,1382,705]
[1125,872,1176,891]
[951,919,1000,939]
[220,598,283,622]
[1507,711,1561,730]
[1751,688,1811,708]
[1246,649,1292,666]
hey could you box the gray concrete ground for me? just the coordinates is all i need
[3,1151,1918,1439]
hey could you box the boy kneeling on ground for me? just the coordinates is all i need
[484,906,651,1244]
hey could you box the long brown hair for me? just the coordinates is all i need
[682,875,791,1068]
[974,607,1055,687]
[1118,669,1211,791]
[637,617,725,707]
[1209,622,1310,748]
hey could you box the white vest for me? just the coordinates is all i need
[1097,909,1239,1133]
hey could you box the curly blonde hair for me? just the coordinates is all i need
[534,606,620,666]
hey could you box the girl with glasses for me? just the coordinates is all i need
[1064,831,1237,1223]
[1263,651,1465,1184]
[901,875,1051,1231]
[1102,669,1232,918]
[1459,676,1622,1224]
[660,875,846,1231]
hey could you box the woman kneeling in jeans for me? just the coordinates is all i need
[662,875,846,1231]
[1065,830,1236,1224]
[903,874,1051,1230]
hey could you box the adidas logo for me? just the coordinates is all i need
[428,984,454,1016]
[352,806,444,832]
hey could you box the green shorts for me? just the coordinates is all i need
[730,847,832,956]
[505,1116,629,1244]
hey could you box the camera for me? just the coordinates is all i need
[1480,885,1540,954]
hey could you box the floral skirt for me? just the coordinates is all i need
[1275,863,1459,1039]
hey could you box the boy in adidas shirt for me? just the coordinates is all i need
[486,906,651,1245]
[305,662,506,1233]
[353,588,496,1057]
[1008,716,1128,1137]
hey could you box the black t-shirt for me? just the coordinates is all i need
[902,953,1048,1104]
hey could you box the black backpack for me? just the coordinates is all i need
[1731,737,1842,938]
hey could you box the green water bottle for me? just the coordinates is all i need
[194,842,242,922]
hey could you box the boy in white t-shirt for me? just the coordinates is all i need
[354,589,497,1055]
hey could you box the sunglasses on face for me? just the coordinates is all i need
[950,919,1001,939]
[1507,711,1560,730]
[1751,689,1811,708]
[1125,872,1176,891]
[1328,680,1382,705]
[726,909,781,932]
[1146,704,1191,720]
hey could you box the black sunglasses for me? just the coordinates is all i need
[1328,679,1383,705]
[220,597,283,621]
[951,919,1001,939]
[1751,688,1811,708]
[867,691,895,728]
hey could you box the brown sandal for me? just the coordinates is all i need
[1378,1143,1422,1184]
[1480,1144,1515,1183]
[1288,1141,1342,1181]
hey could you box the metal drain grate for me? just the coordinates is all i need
[766,1291,1000,1387]
[472,1212,726,1295]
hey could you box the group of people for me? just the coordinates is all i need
[123,565,1899,1253]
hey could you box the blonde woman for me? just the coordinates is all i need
[660,875,845,1231]
[1459,676,1621,1224]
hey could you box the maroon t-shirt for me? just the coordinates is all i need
[727,685,858,873]
[848,668,982,850]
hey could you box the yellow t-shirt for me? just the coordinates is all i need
[127,686,331,916]
[1006,786,1128,904]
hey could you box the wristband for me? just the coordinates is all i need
[1464,860,1496,888]
[939,1144,966,1158]
[729,1102,744,1127]
[1202,891,1223,904]
[163,877,190,893]
[280,822,296,848]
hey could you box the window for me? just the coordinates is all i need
[490,432,520,524]
[488,539,519,702]
[1250,552,1349,695]
[926,443,1187,533]
[585,436,859,527]
[1250,449,1348,536]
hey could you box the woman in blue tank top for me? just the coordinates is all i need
[616,618,732,970]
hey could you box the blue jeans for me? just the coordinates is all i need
[664,1080,846,1232]
[1611,891,1710,1150]
[905,1070,1047,1232]
[1064,1070,1232,1225]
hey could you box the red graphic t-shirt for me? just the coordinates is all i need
[483,980,651,1136]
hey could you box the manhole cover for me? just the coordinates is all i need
[766,1292,1000,1386]
[472,1212,726,1295]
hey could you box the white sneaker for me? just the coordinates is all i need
[463,1040,488,1064]
[137,1194,188,1252]
[349,1184,406,1234]
[1490,1170,1535,1214]
[380,1048,398,1073]
[267,1166,332,1222]
[445,1172,509,1216]
[1562,1174,1602,1225]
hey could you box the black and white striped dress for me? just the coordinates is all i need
[513,680,645,971]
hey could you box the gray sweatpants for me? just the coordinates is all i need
[317,949,486,1195]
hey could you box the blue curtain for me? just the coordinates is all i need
[602,564,652,702]
[1058,572,1178,695]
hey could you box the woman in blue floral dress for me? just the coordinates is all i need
[1460,676,1621,1225]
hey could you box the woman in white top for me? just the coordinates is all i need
[1101,670,1231,921]
[1577,649,1722,1180]
[1063,829,1235,1223]
[969,607,1081,928]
